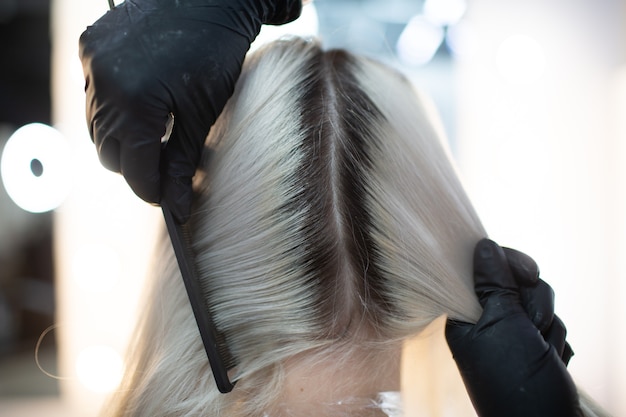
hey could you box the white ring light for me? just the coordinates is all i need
[1,123,72,213]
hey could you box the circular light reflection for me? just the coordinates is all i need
[76,345,124,393]
[496,34,546,85]
[424,0,467,26]
[71,244,121,293]
[0,123,72,213]
[396,15,444,67]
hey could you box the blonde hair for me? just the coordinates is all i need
[102,38,604,417]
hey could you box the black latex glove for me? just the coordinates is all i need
[79,0,302,222]
[445,239,582,417]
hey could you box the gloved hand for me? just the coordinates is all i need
[445,238,582,417]
[79,0,302,222]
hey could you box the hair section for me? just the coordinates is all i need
[103,37,490,417]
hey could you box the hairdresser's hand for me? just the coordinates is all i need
[445,239,582,417]
[79,0,302,222]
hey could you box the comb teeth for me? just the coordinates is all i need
[161,203,236,393]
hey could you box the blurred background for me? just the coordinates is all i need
[0,0,624,416]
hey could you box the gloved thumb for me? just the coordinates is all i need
[473,238,520,307]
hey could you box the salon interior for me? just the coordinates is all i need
[0,0,625,415]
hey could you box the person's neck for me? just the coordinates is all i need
[271,342,403,417]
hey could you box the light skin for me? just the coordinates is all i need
[269,343,402,417]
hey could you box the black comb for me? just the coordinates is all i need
[161,202,236,393]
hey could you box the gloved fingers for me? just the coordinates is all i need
[101,98,171,203]
[160,112,209,223]
[263,0,303,25]
[543,316,566,356]
[96,135,121,173]
[545,315,574,365]
[85,72,125,174]
[444,318,474,348]
[519,278,555,334]
[80,0,296,218]
[150,20,244,222]
[503,247,555,333]
[82,12,169,204]
[91,105,170,204]
[562,341,575,366]
[120,134,163,204]
[473,239,519,306]
[503,247,540,286]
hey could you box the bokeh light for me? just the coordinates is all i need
[0,123,72,213]
[396,15,445,66]
[445,21,475,59]
[423,0,467,26]
[75,345,124,393]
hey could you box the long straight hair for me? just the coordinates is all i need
[101,38,603,417]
